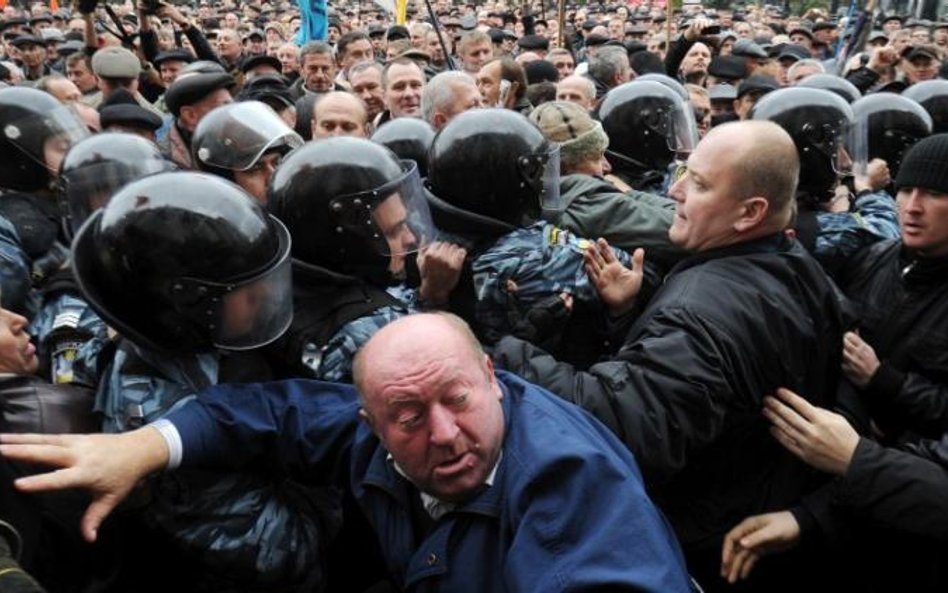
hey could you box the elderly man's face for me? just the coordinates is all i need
[550,53,574,79]
[312,95,366,139]
[460,40,493,73]
[159,59,187,86]
[898,186,948,257]
[556,76,594,110]
[359,315,506,502]
[341,38,374,72]
[18,42,45,68]
[0,308,38,375]
[475,61,503,106]
[277,44,300,75]
[384,62,425,118]
[303,52,336,92]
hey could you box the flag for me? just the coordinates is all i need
[296,0,328,44]
[50,0,59,12]
[396,0,407,25]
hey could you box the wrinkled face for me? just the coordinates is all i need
[233,151,282,204]
[556,77,593,110]
[216,30,242,60]
[735,22,753,38]
[351,67,385,118]
[0,308,38,375]
[303,52,336,92]
[668,131,745,251]
[341,38,374,72]
[384,62,424,118]
[427,32,446,62]
[441,80,483,123]
[550,54,574,79]
[48,78,81,103]
[898,186,948,257]
[475,61,502,106]
[360,326,506,502]
[461,40,492,73]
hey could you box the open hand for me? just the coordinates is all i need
[584,238,644,316]
[721,511,801,583]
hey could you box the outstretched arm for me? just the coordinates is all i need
[0,428,169,542]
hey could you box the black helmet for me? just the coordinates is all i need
[427,108,561,228]
[598,80,698,176]
[902,79,948,134]
[796,73,862,104]
[268,137,435,286]
[633,73,690,101]
[750,87,854,200]
[72,172,293,354]
[851,93,932,178]
[371,118,436,178]
[0,86,89,192]
[59,133,175,238]
[192,101,303,180]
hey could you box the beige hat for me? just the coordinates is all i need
[91,46,141,79]
[529,100,609,167]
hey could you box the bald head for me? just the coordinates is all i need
[705,120,799,225]
[312,91,368,139]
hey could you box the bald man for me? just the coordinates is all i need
[2,313,693,592]
[312,91,368,139]
[496,121,849,592]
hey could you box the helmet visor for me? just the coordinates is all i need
[539,144,562,212]
[803,119,854,176]
[668,101,700,156]
[212,217,293,350]
[63,159,174,236]
[194,101,303,171]
[329,160,437,257]
[846,118,869,178]
[4,104,89,173]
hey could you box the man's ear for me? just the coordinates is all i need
[483,354,502,400]
[432,111,447,129]
[358,408,376,431]
[735,196,769,232]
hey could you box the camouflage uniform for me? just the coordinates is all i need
[0,216,36,318]
[472,221,632,342]
[96,343,339,591]
[305,285,417,382]
[800,190,901,273]
[28,292,108,387]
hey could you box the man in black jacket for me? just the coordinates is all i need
[494,120,848,593]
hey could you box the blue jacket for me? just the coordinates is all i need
[167,371,693,592]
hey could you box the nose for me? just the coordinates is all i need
[427,404,460,446]
[902,187,924,213]
[600,155,612,174]
[668,173,686,202]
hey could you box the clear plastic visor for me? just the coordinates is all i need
[803,119,855,176]
[329,161,437,256]
[195,102,303,171]
[4,105,90,172]
[205,218,293,350]
[63,159,173,235]
[520,144,562,213]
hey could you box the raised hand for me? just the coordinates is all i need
[584,238,644,316]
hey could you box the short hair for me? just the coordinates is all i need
[409,22,432,37]
[457,29,491,55]
[546,47,573,62]
[34,74,66,94]
[349,60,383,80]
[337,30,369,59]
[422,70,475,124]
[587,45,630,84]
[728,121,799,223]
[300,40,334,63]
[382,57,423,89]
[65,51,92,71]
[488,57,528,101]
[685,83,709,101]
[526,81,557,107]
[787,58,825,80]
[557,74,595,99]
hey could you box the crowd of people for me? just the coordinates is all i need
[0,0,947,591]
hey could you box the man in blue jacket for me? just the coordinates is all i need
[1,313,693,593]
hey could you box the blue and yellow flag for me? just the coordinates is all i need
[297,0,328,43]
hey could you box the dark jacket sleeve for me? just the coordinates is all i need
[183,24,220,63]
[140,28,160,64]
[864,361,948,439]
[493,304,736,485]
[167,379,361,484]
[844,67,881,94]
[664,35,694,78]
[833,436,948,541]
